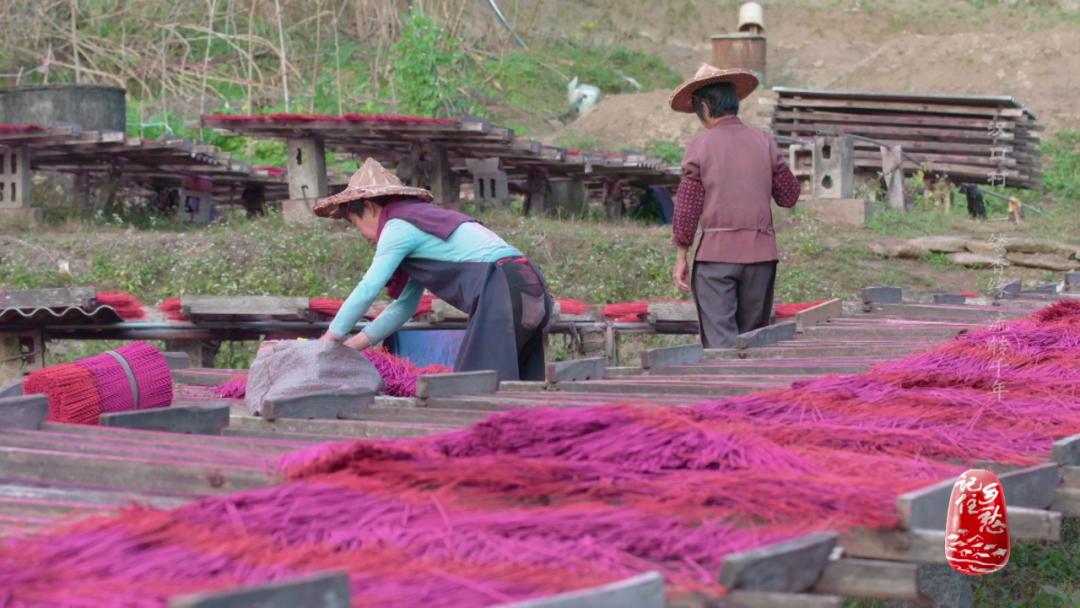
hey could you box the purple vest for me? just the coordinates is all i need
[376,198,477,299]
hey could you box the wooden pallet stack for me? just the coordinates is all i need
[768,87,1043,189]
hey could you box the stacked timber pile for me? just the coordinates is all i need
[769,87,1042,189]
[869,235,1080,270]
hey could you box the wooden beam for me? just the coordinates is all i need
[1051,488,1080,517]
[720,591,844,608]
[719,532,837,592]
[0,287,96,310]
[0,381,22,399]
[839,527,947,564]
[0,395,47,430]
[162,352,192,370]
[1007,507,1061,541]
[169,571,350,608]
[99,403,230,435]
[180,296,310,321]
[497,572,664,608]
[416,371,499,399]
[647,301,698,323]
[812,558,919,600]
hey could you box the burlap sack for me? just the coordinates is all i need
[245,340,384,416]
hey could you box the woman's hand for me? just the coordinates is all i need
[673,248,691,293]
[344,332,371,351]
[318,331,342,343]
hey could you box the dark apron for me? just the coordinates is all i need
[399,257,554,382]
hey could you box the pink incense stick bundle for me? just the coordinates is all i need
[22,342,172,424]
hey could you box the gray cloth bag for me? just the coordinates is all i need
[245,340,384,416]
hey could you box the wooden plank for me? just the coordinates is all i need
[812,558,919,600]
[496,572,664,608]
[546,357,607,384]
[647,301,698,323]
[0,446,270,495]
[1051,433,1080,465]
[99,403,230,435]
[840,527,947,564]
[869,303,1026,321]
[0,287,96,310]
[262,389,375,421]
[793,299,841,331]
[0,395,47,430]
[227,414,447,440]
[496,381,549,392]
[169,571,351,608]
[719,532,837,592]
[995,279,1023,299]
[721,591,844,608]
[431,299,469,322]
[640,344,703,369]
[897,463,1060,530]
[737,321,797,349]
[172,368,244,386]
[1052,488,1080,517]
[180,296,310,321]
[416,371,499,399]
[773,109,1023,130]
[862,286,902,304]
[1007,507,1061,541]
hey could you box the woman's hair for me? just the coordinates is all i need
[342,195,402,219]
[692,82,739,121]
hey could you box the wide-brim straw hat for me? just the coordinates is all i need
[669,64,760,113]
[312,157,433,219]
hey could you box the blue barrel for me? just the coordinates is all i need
[387,330,465,368]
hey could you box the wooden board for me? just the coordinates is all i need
[0,395,47,430]
[169,571,351,608]
[640,344,703,369]
[0,287,96,310]
[719,532,837,592]
[497,572,664,608]
[812,558,919,600]
[546,357,607,384]
[793,299,841,331]
[416,371,499,399]
[100,403,230,435]
[180,296,311,321]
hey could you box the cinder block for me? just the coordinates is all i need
[0,394,47,429]
[862,286,902,304]
[100,403,230,435]
[640,344,703,369]
[262,390,374,421]
[546,357,607,383]
[0,380,23,399]
[169,571,350,608]
[932,294,966,305]
[416,371,499,399]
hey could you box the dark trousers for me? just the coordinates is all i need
[692,261,777,349]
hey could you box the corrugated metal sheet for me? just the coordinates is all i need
[0,305,124,326]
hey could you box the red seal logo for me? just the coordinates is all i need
[945,469,1010,575]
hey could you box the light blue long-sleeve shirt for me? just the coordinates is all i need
[328,219,522,343]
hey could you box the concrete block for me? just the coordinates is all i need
[897,463,1059,530]
[737,320,796,349]
[496,572,663,608]
[100,403,230,435]
[1066,272,1080,292]
[0,394,48,429]
[416,371,499,399]
[719,531,837,592]
[162,352,191,370]
[797,197,869,226]
[169,571,350,608]
[1052,433,1080,465]
[262,389,374,421]
[546,357,607,384]
[0,380,23,398]
[862,286,902,304]
[995,279,1023,299]
[640,344,703,369]
[932,294,966,305]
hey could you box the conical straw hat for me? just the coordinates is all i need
[313,157,433,219]
[669,64,759,113]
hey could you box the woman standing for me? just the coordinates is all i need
[315,158,553,382]
[669,64,801,348]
